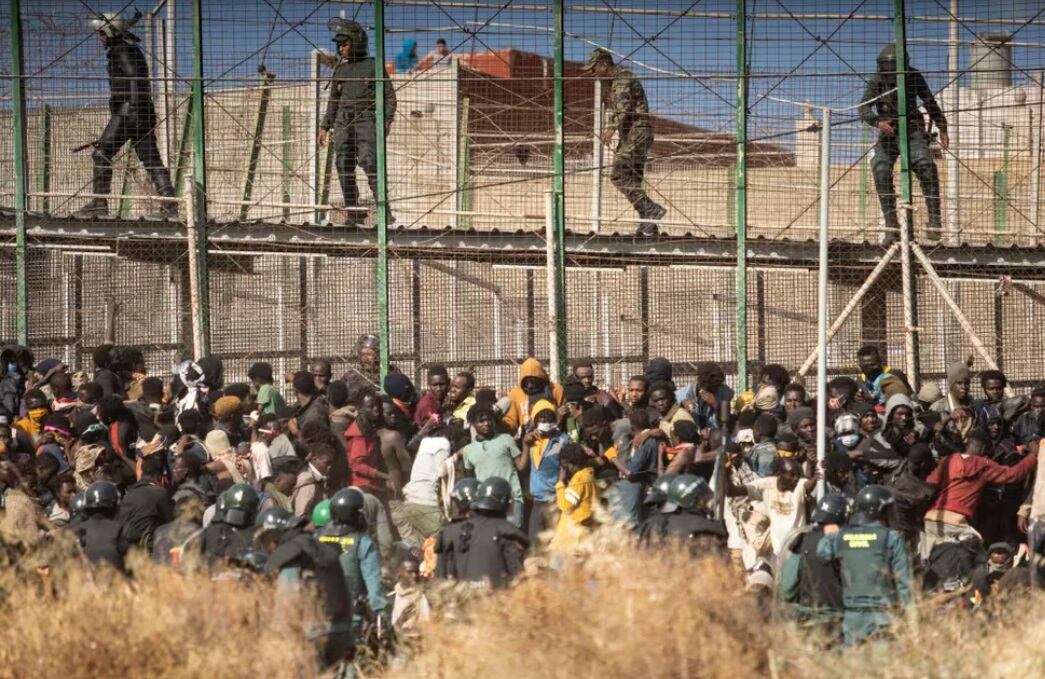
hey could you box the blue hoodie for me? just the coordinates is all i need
[395,39,417,72]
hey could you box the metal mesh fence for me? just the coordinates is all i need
[3,0,1045,401]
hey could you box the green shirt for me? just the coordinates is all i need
[462,433,523,501]
[257,383,286,416]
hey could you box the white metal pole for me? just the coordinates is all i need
[545,190,560,383]
[185,162,203,359]
[310,51,321,224]
[816,107,830,500]
[1032,71,1044,238]
[945,0,960,245]
[451,58,461,230]
[165,0,177,163]
[591,78,603,233]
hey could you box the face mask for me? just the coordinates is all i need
[523,382,545,396]
[839,433,860,449]
[536,421,556,434]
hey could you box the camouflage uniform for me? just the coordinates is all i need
[322,21,397,224]
[859,46,948,237]
[606,66,655,214]
[585,48,663,232]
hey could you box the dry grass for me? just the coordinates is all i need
[2,528,1045,679]
[392,529,1045,679]
[0,544,319,679]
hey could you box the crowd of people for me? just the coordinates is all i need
[1,337,1044,668]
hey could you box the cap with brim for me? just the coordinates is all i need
[581,47,613,72]
[988,541,1015,555]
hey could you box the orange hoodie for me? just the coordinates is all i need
[502,358,564,433]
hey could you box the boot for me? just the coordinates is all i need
[71,198,108,219]
[643,199,666,221]
[635,221,659,237]
[144,201,180,221]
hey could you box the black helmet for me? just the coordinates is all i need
[84,480,120,512]
[330,487,366,526]
[471,476,512,514]
[811,493,851,525]
[223,483,260,528]
[854,485,894,522]
[451,476,478,501]
[645,474,677,507]
[70,491,88,516]
[665,474,713,513]
[877,44,898,71]
[255,506,292,536]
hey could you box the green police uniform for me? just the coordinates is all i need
[316,526,389,633]
[859,46,948,237]
[321,22,397,224]
[817,521,912,646]
[585,48,663,233]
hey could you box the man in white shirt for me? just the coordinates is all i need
[728,456,816,559]
[391,431,452,547]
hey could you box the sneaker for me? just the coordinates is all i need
[71,198,108,219]
[635,222,659,237]
[144,203,180,221]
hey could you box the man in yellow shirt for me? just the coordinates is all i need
[550,444,599,555]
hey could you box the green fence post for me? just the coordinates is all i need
[994,125,1010,243]
[172,99,193,196]
[374,0,391,379]
[9,0,29,344]
[735,0,749,390]
[894,0,919,386]
[552,0,568,380]
[239,69,276,221]
[190,0,210,355]
[456,96,472,230]
[282,105,292,222]
[37,104,51,215]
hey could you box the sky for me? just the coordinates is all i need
[3,0,1045,151]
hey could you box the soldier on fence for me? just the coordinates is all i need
[583,48,665,237]
[318,19,397,226]
[73,10,177,221]
[859,44,949,243]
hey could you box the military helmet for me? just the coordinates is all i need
[90,9,142,39]
[877,44,898,71]
[329,17,366,49]
[811,492,852,525]
[645,474,677,507]
[84,480,120,511]
[471,476,512,514]
[451,478,480,505]
[311,499,333,528]
[223,483,260,528]
[853,484,894,522]
[665,474,714,513]
[330,487,366,526]
[71,491,88,516]
[255,506,292,536]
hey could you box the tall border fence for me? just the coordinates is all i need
[4,0,1045,395]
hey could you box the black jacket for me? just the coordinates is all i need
[81,515,132,571]
[792,527,843,611]
[435,513,528,588]
[106,37,155,119]
[119,481,174,549]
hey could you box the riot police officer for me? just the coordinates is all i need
[778,492,850,638]
[79,480,131,571]
[638,474,727,556]
[435,477,529,588]
[817,485,912,646]
[859,44,949,241]
[255,506,355,671]
[73,11,177,220]
[200,484,258,564]
[434,478,480,579]
[317,19,397,226]
[315,487,390,636]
